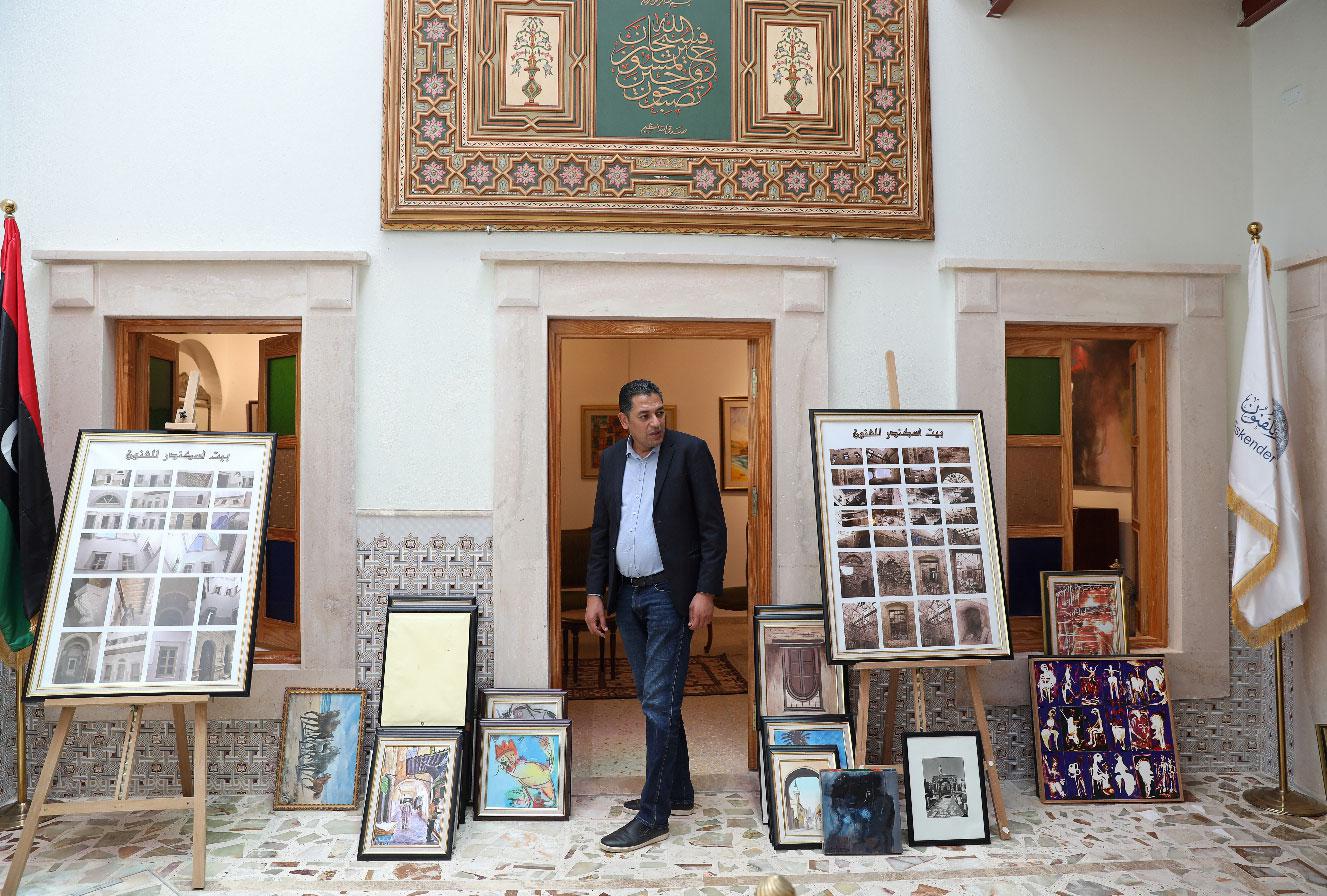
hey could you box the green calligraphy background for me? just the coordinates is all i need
[593,0,732,141]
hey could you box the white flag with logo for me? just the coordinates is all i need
[1228,241,1309,646]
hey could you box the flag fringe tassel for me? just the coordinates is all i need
[1227,485,1309,647]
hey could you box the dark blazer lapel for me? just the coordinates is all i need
[653,431,676,504]
[606,439,627,530]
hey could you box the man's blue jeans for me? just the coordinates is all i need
[615,582,694,828]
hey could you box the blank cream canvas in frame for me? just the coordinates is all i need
[379,602,477,727]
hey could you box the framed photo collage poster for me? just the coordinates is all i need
[810,410,1012,663]
[27,430,276,699]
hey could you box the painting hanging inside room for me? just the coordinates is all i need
[1070,340,1133,488]
[382,0,933,237]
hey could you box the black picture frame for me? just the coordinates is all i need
[763,744,839,850]
[752,611,848,719]
[25,429,277,701]
[357,726,465,861]
[473,718,573,821]
[752,602,824,618]
[901,730,991,847]
[479,688,567,720]
[807,409,1013,665]
[757,714,854,827]
[377,600,478,729]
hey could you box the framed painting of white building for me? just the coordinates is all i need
[809,410,1012,663]
[26,430,277,699]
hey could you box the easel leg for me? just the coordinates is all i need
[115,705,144,801]
[965,666,1010,841]
[173,704,193,798]
[911,669,927,732]
[854,669,870,767]
[191,701,208,890]
[2,706,75,896]
[882,670,900,764]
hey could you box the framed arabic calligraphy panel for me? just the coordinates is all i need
[382,0,933,237]
[809,410,1011,662]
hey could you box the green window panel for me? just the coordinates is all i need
[1006,356,1060,436]
[148,357,174,431]
[266,356,297,437]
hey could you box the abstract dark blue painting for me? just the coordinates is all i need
[819,768,902,855]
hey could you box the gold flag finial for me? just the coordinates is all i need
[0,200,15,218]
[1248,221,1262,242]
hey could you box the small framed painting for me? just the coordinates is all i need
[378,601,477,728]
[719,396,750,492]
[481,688,567,721]
[1041,571,1128,655]
[759,716,853,824]
[358,728,464,861]
[764,745,838,849]
[1318,724,1327,798]
[820,768,902,855]
[902,731,991,847]
[273,687,366,810]
[1030,656,1182,804]
[754,613,847,717]
[475,719,571,820]
[580,404,677,478]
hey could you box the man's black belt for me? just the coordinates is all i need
[623,571,668,589]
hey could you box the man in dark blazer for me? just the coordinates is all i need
[585,379,726,852]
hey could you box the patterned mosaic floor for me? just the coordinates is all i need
[3,773,1326,895]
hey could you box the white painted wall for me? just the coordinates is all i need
[1249,0,1327,799]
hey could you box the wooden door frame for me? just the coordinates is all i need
[547,319,774,761]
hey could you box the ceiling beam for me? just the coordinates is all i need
[1238,0,1290,27]
[987,0,1015,17]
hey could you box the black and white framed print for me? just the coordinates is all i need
[902,731,991,847]
[764,745,839,849]
[358,727,464,860]
[27,430,276,699]
[810,410,1011,663]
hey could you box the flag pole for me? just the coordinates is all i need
[0,197,33,831]
[1239,221,1327,818]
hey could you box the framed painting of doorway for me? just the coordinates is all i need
[26,430,277,699]
[720,396,750,492]
[809,409,1012,663]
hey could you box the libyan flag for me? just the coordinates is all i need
[0,215,55,656]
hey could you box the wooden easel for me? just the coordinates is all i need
[851,352,1011,840]
[853,660,1011,839]
[2,695,210,895]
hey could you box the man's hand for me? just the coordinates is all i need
[688,592,715,632]
[585,595,609,638]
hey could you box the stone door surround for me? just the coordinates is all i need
[488,251,832,686]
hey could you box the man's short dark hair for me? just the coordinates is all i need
[619,379,664,415]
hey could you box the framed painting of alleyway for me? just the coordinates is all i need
[26,430,277,699]
[382,0,933,237]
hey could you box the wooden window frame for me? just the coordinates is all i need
[1005,324,1168,652]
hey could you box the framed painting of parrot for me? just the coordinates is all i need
[358,727,465,860]
[474,719,572,820]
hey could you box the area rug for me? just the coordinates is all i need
[566,653,747,701]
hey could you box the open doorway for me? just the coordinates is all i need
[548,320,773,786]
[115,320,301,662]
